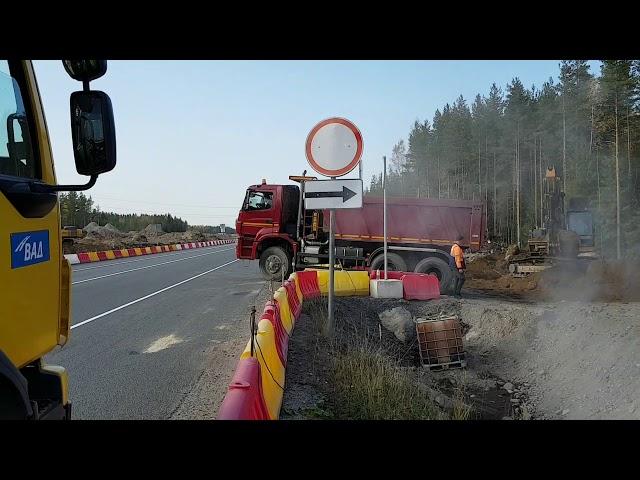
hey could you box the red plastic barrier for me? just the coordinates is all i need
[369,270,405,280]
[284,280,302,319]
[217,357,270,420]
[402,273,440,300]
[78,252,91,263]
[296,270,320,299]
[262,301,288,366]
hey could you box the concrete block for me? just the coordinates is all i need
[370,279,403,298]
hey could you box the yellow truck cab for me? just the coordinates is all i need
[0,60,116,419]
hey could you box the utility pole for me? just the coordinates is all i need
[615,93,621,260]
[516,122,521,247]
[628,105,632,178]
[562,95,567,194]
[493,151,496,237]
[534,136,538,227]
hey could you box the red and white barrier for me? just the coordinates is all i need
[64,239,236,265]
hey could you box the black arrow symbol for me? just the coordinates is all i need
[305,186,357,203]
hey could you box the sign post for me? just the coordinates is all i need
[328,199,335,335]
[305,118,363,335]
[383,155,388,280]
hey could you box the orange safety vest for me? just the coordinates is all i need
[450,243,466,270]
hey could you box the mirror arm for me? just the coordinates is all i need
[32,174,98,193]
[83,80,90,92]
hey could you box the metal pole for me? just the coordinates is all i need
[383,156,388,280]
[296,179,304,241]
[327,207,335,335]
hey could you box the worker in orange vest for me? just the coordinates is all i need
[450,235,466,298]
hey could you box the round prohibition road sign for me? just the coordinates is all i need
[305,117,363,177]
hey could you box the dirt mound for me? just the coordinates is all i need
[66,222,223,254]
[132,232,148,243]
[81,222,124,239]
[465,252,538,296]
[539,259,640,302]
[466,257,502,280]
[505,244,520,261]
[84,221,100,233]
[144,223,164,234]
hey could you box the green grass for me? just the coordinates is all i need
[301,297,449,420]
[330,340,442,420]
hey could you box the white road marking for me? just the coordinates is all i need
[143,334,184,353]
[72,248,233,284]
[71,259,239,330]
[72,245,227,272]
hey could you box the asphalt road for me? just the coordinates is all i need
[46,245,265,419]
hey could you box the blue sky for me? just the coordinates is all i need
[33,60,601,227]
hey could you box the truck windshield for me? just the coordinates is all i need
[244,190,273,211]
[567,212,593,236]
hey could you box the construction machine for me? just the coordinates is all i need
[0,60,116,419]
[61,225,86,252]
[509,166,596,276]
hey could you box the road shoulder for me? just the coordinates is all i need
[169,283,272,419]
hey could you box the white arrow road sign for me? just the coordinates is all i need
[304,179,363,210]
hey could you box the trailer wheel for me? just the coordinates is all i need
[414,257,452,293]
[259,246,291,281]
[369,252,407,272]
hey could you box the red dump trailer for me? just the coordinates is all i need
[236,180,486,292]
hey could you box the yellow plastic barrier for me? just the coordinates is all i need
[273,287,294,334]
[240,319,285,420]
[313,269,370,296]
[288,273,304,303]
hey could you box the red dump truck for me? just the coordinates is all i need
[236,178,486,292]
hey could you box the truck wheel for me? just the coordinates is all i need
[259,246,291,281]
[369,252,407,272]
[414,257,453,293]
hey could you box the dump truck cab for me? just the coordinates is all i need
[236,181,300,279]
[0,60,116,419]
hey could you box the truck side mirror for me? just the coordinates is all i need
[70,90,116,176]
[63,60,107,82]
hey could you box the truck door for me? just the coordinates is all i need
[0,60,61,368]
[238,187,277,257]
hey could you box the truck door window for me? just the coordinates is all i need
[245,191,273,211]
[0,61,38,179]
